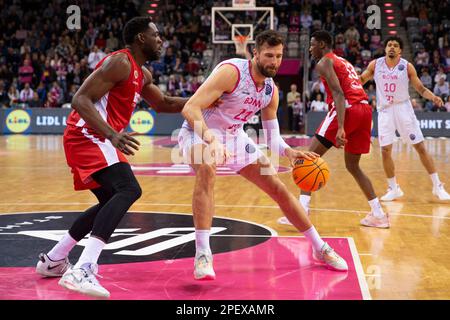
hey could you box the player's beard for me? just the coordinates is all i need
[257,62,278,78]
[144,45,160,62]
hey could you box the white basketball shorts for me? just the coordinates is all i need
[377,100,424,147]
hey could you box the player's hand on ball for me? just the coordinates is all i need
[285,148,319,166]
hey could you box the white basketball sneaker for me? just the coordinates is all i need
[433,183,450,200]
[380,185,404,201]
[313,242,348,272]
[58,263,110,298]
[360,212,390,229]
[36,253,72,277]
[194,250,215,280]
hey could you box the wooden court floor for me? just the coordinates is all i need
[0,134,449,300]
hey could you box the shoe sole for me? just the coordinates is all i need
[360,222,390,229]
[380,191,404,202]
[36,270,64,277]
[194,274,216,281]
[325,264,348,272]
[58,279,110,298]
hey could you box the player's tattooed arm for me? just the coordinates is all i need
[408,63,444,107]
[359,60,375,86]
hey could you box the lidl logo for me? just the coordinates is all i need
[5,109,31,133]
[129,110,154,134]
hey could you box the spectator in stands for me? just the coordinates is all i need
[445,95,450,112]
[370,29,382,51]
[334,33,346,57]
[420,68,433,90]
[415,47,430,67]
[87,46,106,71]
[367,83,376,105]
[292,95,304,133]
[45,81,62,108]
[185,56,200,76]
[36,81,47,107]
[434,66,447,84]
[7,86,19,108]
[310,93,327,112]
[19,83,34,107]
[192,37,207,57]
[0,80,8,108]
[344,23,360,46]
[287,83,300,131]
[18,59,34,88]
[179,76,192,97]
[106,31,119,52]
[323,15,336,34]
[300,9,313,30]
[433,77,449,97]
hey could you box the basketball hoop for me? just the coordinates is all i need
[233,35,251,59]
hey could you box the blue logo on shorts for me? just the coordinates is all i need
[409,134,416,141]
[245,144,256,153]
[398,64,405,71]
[265,84,272,95]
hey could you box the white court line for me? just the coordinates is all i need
[347,237,372,300]
[1,203,448,220]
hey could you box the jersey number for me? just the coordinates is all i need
[384,83,396,103]
[234,109,253,122]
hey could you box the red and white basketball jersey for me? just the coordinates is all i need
[182,58,275,135]
[321,52,368,107]
[373,57,410,109]
[66,48,144,136]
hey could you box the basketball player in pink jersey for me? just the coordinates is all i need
[279,30,389,228]
[35,17,190,298]
[359,36,449,201]
[179,30,349,281]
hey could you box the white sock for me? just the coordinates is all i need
[387,177,397,190]
[303,226,325,252]
[369,198,385,218]
[74,236,105,269]
[195,230,211,254]
[430,173,441,187]
[299,195,311,213]
[47,233,77,261]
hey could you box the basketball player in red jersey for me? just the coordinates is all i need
[281,30,389,228]
[35,17,189,298]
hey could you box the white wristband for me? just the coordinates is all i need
[262,119,291,156]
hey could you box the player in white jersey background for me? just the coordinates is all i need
[179,30,349,281]
[360,36,450,201]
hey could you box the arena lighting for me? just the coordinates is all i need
[387,16,394,20]
[388,23,396,27]
[385,9,393,13]
[384,3,393,6]
[150,3,158,7]
[389,30,397,34]
[147,9,155,14]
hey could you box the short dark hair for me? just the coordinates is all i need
[123,16,152,45]
[384,36,403,49]
[311,30,333,48]
[255,30,285,50]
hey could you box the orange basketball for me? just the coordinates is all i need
[292,157,330,192]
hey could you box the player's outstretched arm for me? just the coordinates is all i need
[140,67,189,113]
[181,64,238,143]
[71,53,140,155]
[408,63,444,107]
[359,60,376,85]
[261,86,318,163]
